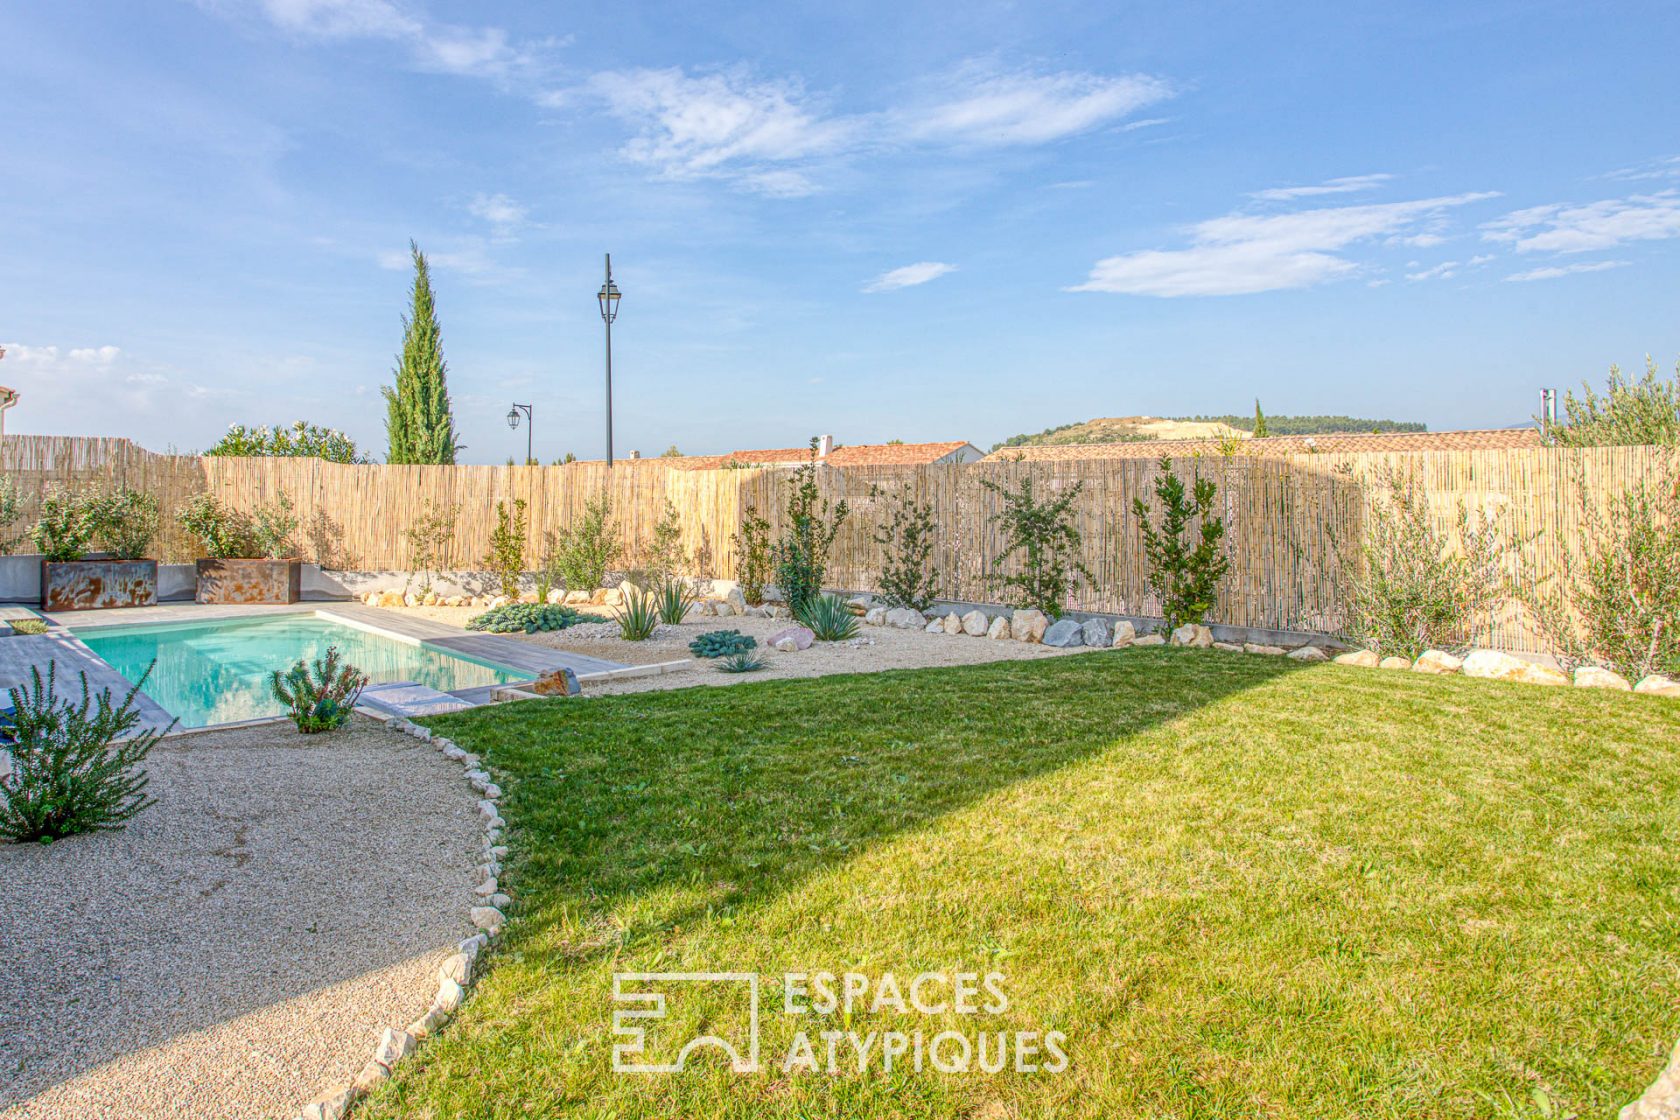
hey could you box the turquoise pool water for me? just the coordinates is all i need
[75,614,528,727]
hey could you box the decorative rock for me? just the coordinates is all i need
[1043,619,1084,648]
[1243,643,1285,655]
[1213,641,1244,653]
[439,952,474,986]
[442,744,466,761]
[354,1058,391,1093]
[405,1009,446,1040]
[942,612,962,635]
[474,878,498,898]
[1635,674,1680,697]
[1334,650,1381,668]
[1621,1036,1680,1120]
[1462,649,1569,686]
[923,619,943,633]
[1169,624,1214,648]
[1131,633,1166,647]
[846,595,873,615]
[470,906,505,932]
[489,892,511,909]
[377,590,405,609]
[1574,666,1632,690]
[490,845,508,859]
[1111,621,1136,647]
[885,607,925,629]
[961,610,990,637]
[1379,656,1413,671]
[432,977,465,1015]
[725,587,748,614]
[865,606,887,626]
[460,933,487,958]
[564,589,592,605]
[373,1027,417,1069]
[1411,650,1462,674]
[1287,645,1329,663]
[773,637,798,652]
[767,625,815,651]
[1012,609,1049,644]
[987,615,1011,640]
[302,1089,356,1120]
[1078,618,1109,647]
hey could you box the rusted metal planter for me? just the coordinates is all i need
[195,558,303,605]
[42,559,159,612]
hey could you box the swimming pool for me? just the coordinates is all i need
[75,614,529,727]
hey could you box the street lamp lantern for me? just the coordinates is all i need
[599,254,620,467]
[507,402,533,464]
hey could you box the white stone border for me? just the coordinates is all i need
[292,715,507,1120]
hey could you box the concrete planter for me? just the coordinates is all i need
[195,558,303,605]
[42,558,160,611]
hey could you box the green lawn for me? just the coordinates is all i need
[363,649,1680,1119]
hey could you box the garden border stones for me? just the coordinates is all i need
[292,715,506,1120]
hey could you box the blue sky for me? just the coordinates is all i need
[3,1,1677,462]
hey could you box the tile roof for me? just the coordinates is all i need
[980,428,1544,462]
[825,440,977,466]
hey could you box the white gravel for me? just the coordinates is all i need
[400,604,1089,697]
[0,716,480,1120]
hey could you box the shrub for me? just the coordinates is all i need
[1133,457,1231,630]
[980,474,1092,618]
[11,618,48,635]
[614,589,659,641]
[732,506,773,606]
[798,593,860,641]
[403,500,459,595]
[177,493,258,559]
[0,475,24,555]
[32,487,98,562]
[771,439,850,616]
[1531,467,1680,678]
[717,650,768,673]
[645,499,687,584]
[871,482,939,611]
[551,490,622,594]
[207,420,371,464]
[468,603,605,634]
[484,498,529,599]
[1340,468,1510,659]
[0,663,172,843]
[269,646,368,734]
[1544,356,1680,447]
[654,577,696,625]
[89,487,161,560]
[689,629,757,658]
[250,494,298,558]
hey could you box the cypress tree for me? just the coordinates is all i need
[1252,399,1268,439]
[383,242,459,464]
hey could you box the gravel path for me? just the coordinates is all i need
[0,716,480,1120]
[399,604,1087,696]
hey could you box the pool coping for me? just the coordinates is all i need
[13,601,636,736]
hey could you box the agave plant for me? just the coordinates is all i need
[270,646,369,734]
[614,588,660,641]
[797,593,860,642]
[717,650,768,673]
[654,577,697,626]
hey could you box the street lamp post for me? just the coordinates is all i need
[597,254,621,467]
[506,402,533,464]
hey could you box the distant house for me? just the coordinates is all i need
[979,428,1543,463]
[671,435,983,470]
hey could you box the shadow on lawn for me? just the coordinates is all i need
[424,648,1305,964]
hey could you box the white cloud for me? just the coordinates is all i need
[863,262,956,292]
[468,192,526,230]
[1598,155,1680,182]
[1405,261,1459,281]
[903,66,1173,146]
[1482,190,1680,253]
[589,67,854,191]
[1252,174,1392,202]
[1503,259,1629,282]
[1072,192,1498,297]
[248,0,528,78]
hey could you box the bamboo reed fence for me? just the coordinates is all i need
[4,435,1674,651]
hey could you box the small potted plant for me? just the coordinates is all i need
[177,492,302,604]
[36,487,161,611]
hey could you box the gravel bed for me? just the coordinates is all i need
[0,716,481,1120]
[399,604,1089,696]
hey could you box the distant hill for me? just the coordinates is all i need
[992,414,1426,451]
